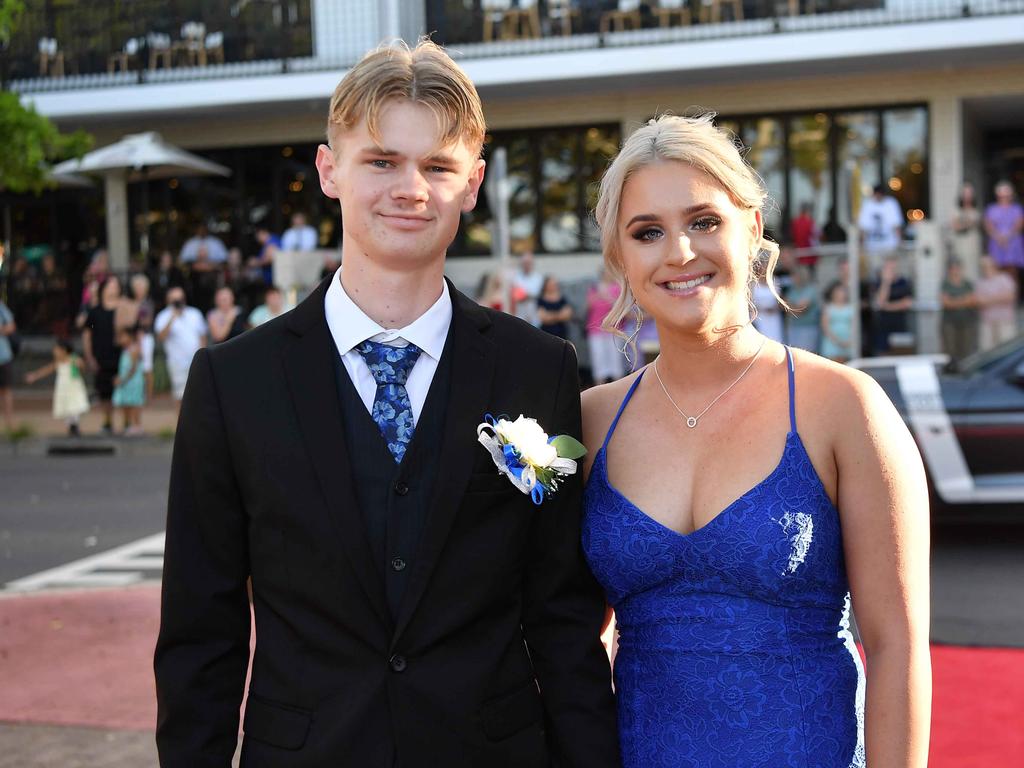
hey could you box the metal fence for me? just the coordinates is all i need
[2,0,313,88]
[7,0,1024,93]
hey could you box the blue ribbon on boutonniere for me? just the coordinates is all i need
[476,413,587,505]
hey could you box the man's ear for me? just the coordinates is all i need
[315,144,341,200]
[461,158,487,213]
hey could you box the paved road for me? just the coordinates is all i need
[0,454,169,587]
[0,452,1022,766]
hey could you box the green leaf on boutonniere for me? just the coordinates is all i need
[550,435,587,460]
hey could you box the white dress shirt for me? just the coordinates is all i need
[324,267,451,425]
[281,225,318,252]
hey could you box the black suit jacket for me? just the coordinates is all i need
[154,277,620,768]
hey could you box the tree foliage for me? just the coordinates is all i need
[0,0,91,194]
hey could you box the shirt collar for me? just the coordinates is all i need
[324,266,451,362]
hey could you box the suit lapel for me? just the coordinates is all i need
[283,278,391,629]
[392,284,496,642]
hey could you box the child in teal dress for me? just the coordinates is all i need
[112,326,145,435]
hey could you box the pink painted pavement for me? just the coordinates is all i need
[0,585,161,731]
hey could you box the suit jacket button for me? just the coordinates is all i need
[391,557,407,572]
[394,481,409,496]
[389,654,407,673]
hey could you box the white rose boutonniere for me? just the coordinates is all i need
[476,414,587,505]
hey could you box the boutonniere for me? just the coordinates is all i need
[476,414,587,505]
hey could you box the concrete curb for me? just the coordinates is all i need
[0,436,175,458]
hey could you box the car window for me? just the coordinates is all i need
[953,334,1024,376]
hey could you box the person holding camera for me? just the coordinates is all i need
[155,287,207,409]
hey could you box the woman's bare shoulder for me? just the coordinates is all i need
[790,347,899,433]
[581,371,644,464]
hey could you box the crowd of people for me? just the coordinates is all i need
[475,253,636,386]
[1,178,1022,436]
[0,214,310,435]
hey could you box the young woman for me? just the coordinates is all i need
[581,114,930,767]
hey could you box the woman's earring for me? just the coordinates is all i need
[618,301,644,369]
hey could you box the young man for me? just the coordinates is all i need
[155,40,619,767]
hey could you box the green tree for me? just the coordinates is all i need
[0,0,90,195]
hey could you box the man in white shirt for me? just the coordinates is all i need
[280,212,318,251]
[154,287,207,404]
[156,39,619,768]
[858,184,904,268]
[512,250,544,327]
[179,224,228,263]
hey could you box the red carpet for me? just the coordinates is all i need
[929,644,1024,767]
[1,588,1022,763]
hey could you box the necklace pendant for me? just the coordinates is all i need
[686,416,698,429]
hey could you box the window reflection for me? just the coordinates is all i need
[741,118,785,237]
[450,123,621,256]
[788,113,832,230]
[836,111,881,226]
[541,131,581,253]
[884,107,929,220]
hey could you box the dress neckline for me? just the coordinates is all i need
[591,346,835,540]
[594,432,798,541]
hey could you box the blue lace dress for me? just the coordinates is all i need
[583,348,865,767]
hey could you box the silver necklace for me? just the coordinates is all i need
[652,339,768,429]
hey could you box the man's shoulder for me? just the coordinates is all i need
[477,303,569,364]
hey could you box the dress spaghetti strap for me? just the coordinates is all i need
[600,369,646,453]
[785,345,796,433]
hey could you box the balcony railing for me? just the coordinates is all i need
[4,0,1023,94]
[428,0,1024,54]
[2,0,312,89]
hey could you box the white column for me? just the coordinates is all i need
[311,0,381,65]
[929,93,963,238]
[103,171,130,271]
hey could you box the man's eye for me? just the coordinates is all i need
[692,216,721,232]
[632,227,663,242]
[428,165,452,174]
[370,159,392,169]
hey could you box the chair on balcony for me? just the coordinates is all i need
[147,32,173,69]
[38,37,65,78]
[698,0,743,24]
[482,0,513,42]
[653,0,692,27]
[547,0,580,36]
[177,21,208,67]
[108,37,143,74]
[205,31,225,65]
[600,0,642,35]
[505,0,542,39]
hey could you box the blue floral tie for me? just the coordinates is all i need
[356,340,422,464]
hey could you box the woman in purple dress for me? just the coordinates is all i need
[984,180,1024,298]
[580,114,931,767]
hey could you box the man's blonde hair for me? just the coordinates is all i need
[327,38,485,156]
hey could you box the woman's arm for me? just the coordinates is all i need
[833,371,931,767]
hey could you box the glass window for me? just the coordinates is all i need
[507,135,539,253]
[540,131,581,253]
[788,113,832,239]
[883,107,929,221]
[581,126,622,251]
[835,111,881,226]
[741,118,785,237]
[450,123,620,256]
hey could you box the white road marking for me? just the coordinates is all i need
[4,532,165,593]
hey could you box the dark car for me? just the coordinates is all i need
[851,335,1024,521]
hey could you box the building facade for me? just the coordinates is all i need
[5,0,1024,291]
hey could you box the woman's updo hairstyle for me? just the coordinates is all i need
[594,113,785,336]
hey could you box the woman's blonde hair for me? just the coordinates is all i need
[594,113,786,338]
[327,38,485,156]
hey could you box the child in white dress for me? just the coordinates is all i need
[24,340,91,436]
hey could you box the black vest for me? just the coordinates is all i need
[333,339,452,618]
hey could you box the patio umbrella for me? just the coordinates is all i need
[52,131,231,269]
